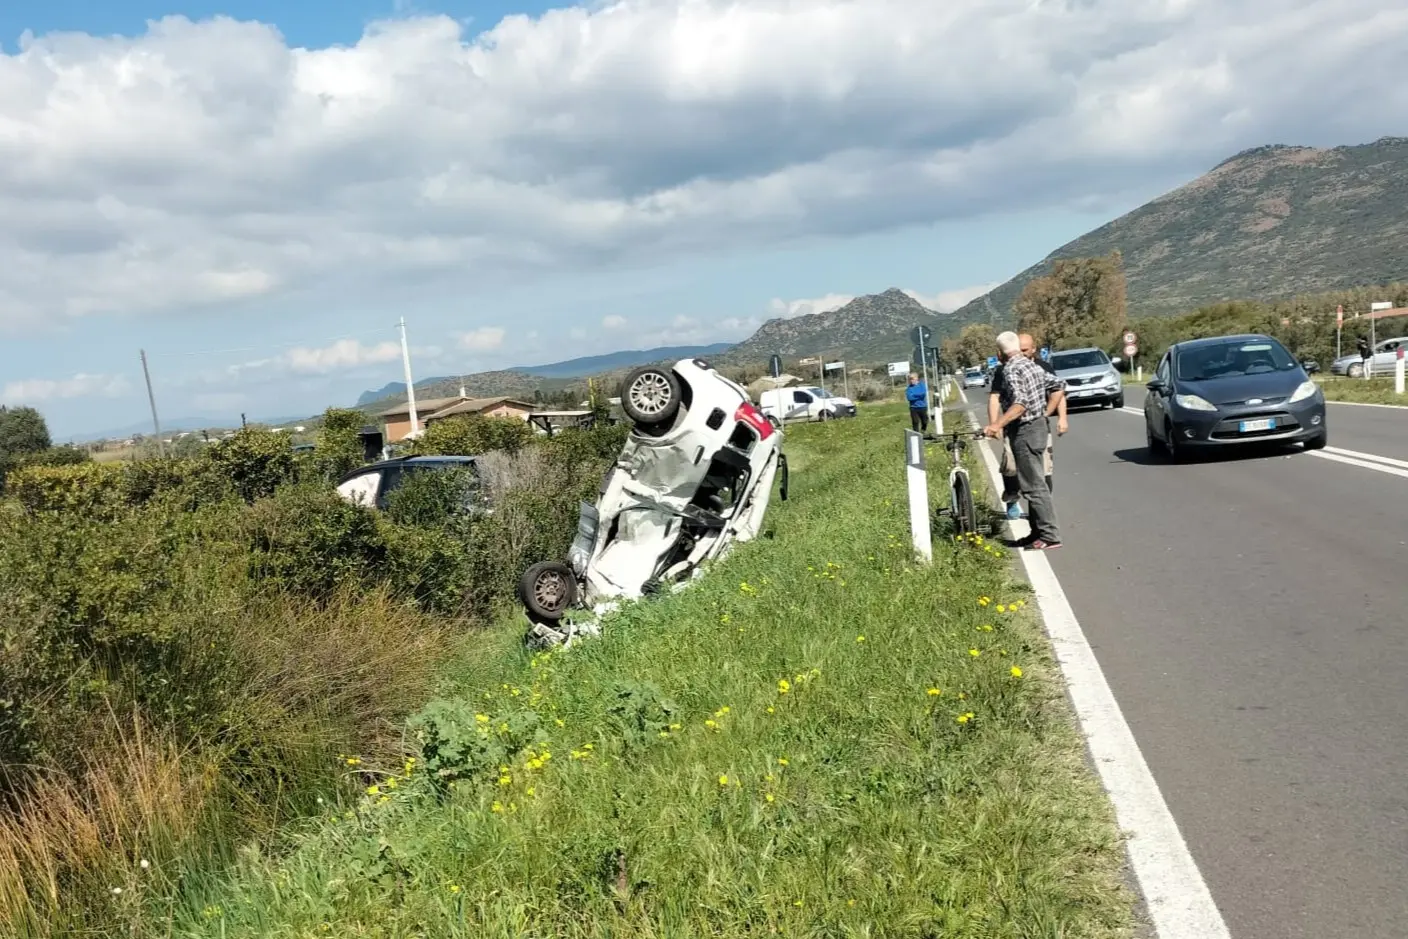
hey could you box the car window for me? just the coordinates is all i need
[1175,339,1297,381]
[336,471,381,507]
[1050,351,1109,370]
[793,391,812,403]
[1156,354,1170,383]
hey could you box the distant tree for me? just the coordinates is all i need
[411,414,534,457]
[315,407,369,480]
[1015,251,1129,351]
[0,406,52,457]
[948,323,998,367]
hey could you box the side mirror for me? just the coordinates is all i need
[1110,356,1123,365]
[1145,378,1165,392]
[1300,358,1320,374]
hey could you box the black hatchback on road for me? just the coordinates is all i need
[1143,334,1327,461]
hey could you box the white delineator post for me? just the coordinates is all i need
[1396,350,1405,395]
[905,430,932,564]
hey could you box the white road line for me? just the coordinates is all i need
[1114,407,1408,479]
[1326,399,1407,410]
[964,408,1232,939]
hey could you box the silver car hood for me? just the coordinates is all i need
[1055,368,1115,381]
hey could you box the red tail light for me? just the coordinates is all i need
[735,401,773,439]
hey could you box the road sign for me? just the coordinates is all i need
[1337,305,1344,327]
[887,360,909,378]
[910,325,933,347]
[768,353,783,378]
[986,355,999,369]
[824,360,844,372]
[1123,342,1138,357]
[1039,346,1050,361]
[1123,331,1137,344]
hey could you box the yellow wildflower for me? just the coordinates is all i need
[777,679,791,695]
[926,688,941,697]
[969,648,981,657]
[718,775,729,786]
[1010,666,1023,678]
[856,635,866,643]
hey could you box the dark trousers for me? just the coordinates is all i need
[1008,419,1059,542]
[910,407,928,433]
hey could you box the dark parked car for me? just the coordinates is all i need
[1143,334,1327,461]
[334,455,482,511]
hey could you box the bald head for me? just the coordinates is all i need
[1018,333,1036,358]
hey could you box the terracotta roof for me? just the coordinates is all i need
[377,396,464,419]
[425,396,536,420]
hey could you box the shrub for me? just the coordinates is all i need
[5,462,127,518]
[244,485,387,601]
[411,414,535,457]
[383,465,482,529]
[315,407,370,481]
[204,428,297,503]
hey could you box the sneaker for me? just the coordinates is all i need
[1005,501,1022,520]
[1025,539,1063,551]
[1004,533,1037,548]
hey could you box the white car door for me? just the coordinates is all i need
[336,470,382,507]
[789,390,814,420]
[1373,339,1403,373]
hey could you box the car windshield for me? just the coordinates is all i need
[964,368,982,376]
[1177,339,1298,381]
[805,386,832,398]
[1050,351,1108,370]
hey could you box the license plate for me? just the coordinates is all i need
[1239,418,1275,432]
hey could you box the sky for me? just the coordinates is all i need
[0,0,1403,439]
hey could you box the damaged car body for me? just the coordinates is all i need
[519,358,789,644]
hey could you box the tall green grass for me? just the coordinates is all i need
[170,406,1137,938]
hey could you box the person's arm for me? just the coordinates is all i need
[987,392,1001,425]
[984,401,1026,437]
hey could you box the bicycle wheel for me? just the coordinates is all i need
[951,471,976,535]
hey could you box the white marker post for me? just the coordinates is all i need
[905,430,932,564]
[1396,350,1405,396]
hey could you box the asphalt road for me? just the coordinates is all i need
[968,387,1408,939]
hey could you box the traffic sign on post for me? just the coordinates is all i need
[768,353,783,378]
[1123,331,1137,344]
[1123,343,1138,357]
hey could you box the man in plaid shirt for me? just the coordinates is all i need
[982,331,1064,550]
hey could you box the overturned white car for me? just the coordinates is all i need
[519,358,789,643]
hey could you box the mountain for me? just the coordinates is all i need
[952,136,1408,326]
[356,378,453,407]
[356,370,579,415]
[66,415,310,444]
[723,288,945,364]
[508,343,734,378]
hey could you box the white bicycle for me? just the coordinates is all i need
[931,429,985,536]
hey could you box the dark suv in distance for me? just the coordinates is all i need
[334,455,482,511]
[1143,334,1327,461]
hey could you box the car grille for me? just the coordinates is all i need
[1064,376,1094,386]
[1209,410,1299,439]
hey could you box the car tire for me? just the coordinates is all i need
[620,366,682,429]
[1164,421,1185,463]
[519,560,578,622]
[1305,431,1328,451]
[818,409,833,422]
[766,415,782,431]
[1348,362,1364,378]
[1114,393,1125,409]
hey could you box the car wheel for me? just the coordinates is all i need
[1305,430,1328,451]
[818,409,833,422]
[620,366,682,428]
[1114,393,1125,409]
[1145,419,1162,456]
[766,415,782,431]
[1348,362,1364,378]
[519,560,578,622]
[1164,421,1184,463]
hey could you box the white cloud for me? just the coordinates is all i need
[601,314,628,329]
[1,1,1406,331]
[1,373,131,404]
[285,339,402,374]
[769,294,854,319]
[902,283,1002,314]
[458,326,506,351]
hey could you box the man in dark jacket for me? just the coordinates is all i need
[905,372,929,432]
[1357,335,1372,377]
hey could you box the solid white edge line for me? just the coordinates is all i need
[964,408,1232,939]
[1326,399,1407,410]
[1114,407,1408,477]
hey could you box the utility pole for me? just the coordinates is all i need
[399,316,420,437]
[139,349,165,457]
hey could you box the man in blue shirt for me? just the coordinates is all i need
[905,372,928,432]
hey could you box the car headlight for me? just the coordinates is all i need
[1288,380,1319,403]
[1174,393,1217,412]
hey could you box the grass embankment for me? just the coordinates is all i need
[1315,375,1407,406]
[173,405,1136,938]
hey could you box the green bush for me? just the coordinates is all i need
[411,414,535,457]
[314,407,370,481]
[205,428,298,503]
[244,485,388,601]
[5,463,126,518]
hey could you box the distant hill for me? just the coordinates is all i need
[952,136,1408,326]
[357,370,578,415]
[722,288,945,365]
[67,415,309,444]
[508,342,733,378]
[356,378,453,407]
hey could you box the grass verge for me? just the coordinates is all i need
[170,404,1136,938]
[1315,375,1408,406]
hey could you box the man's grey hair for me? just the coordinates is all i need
[996,331,1021,355]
